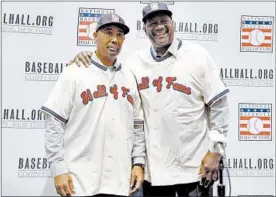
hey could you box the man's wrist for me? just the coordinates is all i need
[51,160,68,177]
[132,163,144,169]
[132,156,145,165]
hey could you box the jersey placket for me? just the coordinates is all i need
[100,69,119,191]
[151,63,168,149]
[148,64,166,181]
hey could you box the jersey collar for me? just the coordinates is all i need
[91,52,122,72]
[150,38,182,62]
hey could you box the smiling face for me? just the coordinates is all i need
[94,25,125,63]
[144,13,174,51]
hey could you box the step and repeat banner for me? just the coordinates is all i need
[1,1,275,196]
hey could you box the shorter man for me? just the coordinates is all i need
[41,13,145,196]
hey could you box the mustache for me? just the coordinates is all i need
[153,30,169,36]
[152,26,169,35]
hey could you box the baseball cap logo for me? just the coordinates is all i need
[150,2,159,10]
[111,13,120,22]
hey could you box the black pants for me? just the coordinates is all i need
[143,181,213,197]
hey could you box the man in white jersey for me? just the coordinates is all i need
[70,2,229,196]
[41,13,146,197]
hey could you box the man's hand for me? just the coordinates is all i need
[199,151,221,188]
[54,173,75,196]
[129,166,144,195]
[69,51,93,67]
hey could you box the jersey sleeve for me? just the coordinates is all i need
[44,113,68,177]
[124,65,146,164]
[132,82,146,165]
[132,78,144,122]
[41,66,77,124]
[124,54,144,121]
[201,48,229,106]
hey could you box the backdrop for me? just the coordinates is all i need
[1,1,275,196]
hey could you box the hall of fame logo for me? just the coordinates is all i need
[239,103,272,141]
[240,15,274,53]
[77,8,114,46]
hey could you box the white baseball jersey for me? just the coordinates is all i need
[41,55,144,196]
[125,38,229,186]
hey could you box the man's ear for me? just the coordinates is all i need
[172,19,175,30]
[93,32,98,40]
[143,24,147,35]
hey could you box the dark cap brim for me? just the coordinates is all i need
[142,10,172,23]
[97,22,130,35]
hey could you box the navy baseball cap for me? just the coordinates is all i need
[96,13,130,35]
[142,2,172,23]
